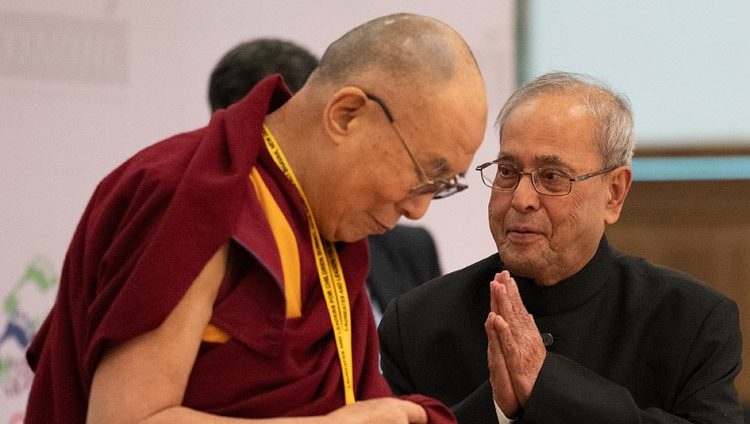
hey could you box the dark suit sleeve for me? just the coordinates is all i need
[450,380,501,424]
[379,299,418,395]
[379,300,498,424]
[520,298,744,424]
[412,226,442,280]
[367,226,442,312]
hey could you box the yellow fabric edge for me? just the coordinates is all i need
[202,324,231,343]
[248,166,302,318]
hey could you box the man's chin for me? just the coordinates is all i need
[499,250,545,277]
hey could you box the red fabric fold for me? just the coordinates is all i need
[25,74,456,423]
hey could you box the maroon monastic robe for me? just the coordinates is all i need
[25,76,454,423]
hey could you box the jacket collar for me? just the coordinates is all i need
[510,236,615,316]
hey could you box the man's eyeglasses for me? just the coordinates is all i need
[365,93,468,199]
[475,160,615,196]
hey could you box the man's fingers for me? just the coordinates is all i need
[489,311,517,353]
[328,398,428,423]
[490,280,500,314]
[496,273,535,332]
[485,311,501,349]
[485,312,521,416]
[397,399,428,423]
[495,280,517,325]
[503,275,527,317]
[491,271,511,314]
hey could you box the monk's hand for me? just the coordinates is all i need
[325,398,428,424]
[488,271,545,407]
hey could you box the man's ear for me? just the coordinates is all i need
[604,165,633,225]
[323,87,369,143]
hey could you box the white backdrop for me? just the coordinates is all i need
[0,1,515,420]
[523,0,750,146]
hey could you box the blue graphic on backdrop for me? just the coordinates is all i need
[0,256,58,423]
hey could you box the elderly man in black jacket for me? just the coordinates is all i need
[379,72,744,424]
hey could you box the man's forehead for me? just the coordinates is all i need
[497,140,602,169]
[419,118,482,178]
[508,92,594,126]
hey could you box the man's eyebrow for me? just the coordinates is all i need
[495,153,570,168]
[496,153,516,162]
[537,155,568,167]
[430,157,455,178]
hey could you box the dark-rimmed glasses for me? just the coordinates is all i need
[475,160,615,196]
[365,93,468,199]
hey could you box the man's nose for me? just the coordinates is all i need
[510,174,541,211]
[397,193,433,220]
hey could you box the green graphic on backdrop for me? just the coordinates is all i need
[0,256,59,385]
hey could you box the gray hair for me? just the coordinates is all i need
[495,71,635,167]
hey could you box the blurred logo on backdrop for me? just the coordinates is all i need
[0,11,128,85]
[0,257,58,424]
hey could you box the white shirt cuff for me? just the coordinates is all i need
[494,399,517,424]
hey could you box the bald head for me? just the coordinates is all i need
[266,14,486,242]
[310,13,480,90]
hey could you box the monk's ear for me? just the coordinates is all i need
[323,87,369,144]
[604,165,633,225]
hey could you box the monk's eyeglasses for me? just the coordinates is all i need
[365,93,468,199]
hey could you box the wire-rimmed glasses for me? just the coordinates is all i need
[365,93,468,199]
[476,160,614,196]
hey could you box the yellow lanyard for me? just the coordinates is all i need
[261,125,355,405]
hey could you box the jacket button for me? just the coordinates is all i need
[541,332,554,347]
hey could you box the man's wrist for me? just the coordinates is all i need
[493,399,518,423]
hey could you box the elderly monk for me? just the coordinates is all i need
[25,13,487,424]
